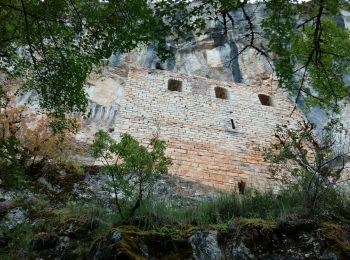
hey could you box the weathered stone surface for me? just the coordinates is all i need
[117,4,271,85]
[10,4,349,191]
[230,242,255,260]
[189,231,222,260]
[80,66,305,191]
[103,5,350,184]
[0,200,15,215]
[1,208,27,229]
[90,227,193,260]
[73,172,219,208]
[87,221,349,260]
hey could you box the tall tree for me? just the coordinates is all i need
[0,0,170,130]
[263,0,350,113]
[1,0,350,130]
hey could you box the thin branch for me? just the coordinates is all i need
[19,0,37,68]
[297,15,318,28]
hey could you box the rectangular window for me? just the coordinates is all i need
[168,79,182,92]
[215,87,228,99]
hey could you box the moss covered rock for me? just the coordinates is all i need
[320,222,350,259]
[89,226,193,259]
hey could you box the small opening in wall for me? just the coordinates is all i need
[258,94,272,106]
[238,180,246,194]
[168,79,182,92]
[155,62,164,70]
[215,87,228,99]
[230,119,236,129]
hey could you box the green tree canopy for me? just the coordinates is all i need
[155,0,350,112]
[1,0,350,129]
[0,0,170,130]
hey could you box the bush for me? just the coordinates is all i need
[122,185,350,229]
[91,130,172,218]
[262,120,350,214]
[0,90,80,188]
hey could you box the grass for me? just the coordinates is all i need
[124,185,350,230]
[1,181,349,259]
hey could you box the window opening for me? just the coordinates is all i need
[168,79,182,92]
[230,119,236,129]
[238,180,246,194]
[215,87,228,99]
[155,62,164,70]
[258,94,272,106]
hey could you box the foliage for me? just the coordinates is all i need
[1,186,349,258]
[91,130,172,218]
[262,0,350,111]
[154,0,243,41]
[0,90,80,187]
[118,185,350,229]
[262,120,350,213]
[0,0,171,129]
[1,0,349,127]
[155,0,350,112]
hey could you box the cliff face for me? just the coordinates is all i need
[107,5,350,131]
[83,4,275,136]
[77,4,350,189]
[112,4,271,85]
[93,66,306,191]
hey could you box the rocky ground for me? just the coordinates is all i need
[89,220,350,260]
[0,166,349,259]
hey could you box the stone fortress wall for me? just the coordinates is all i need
[84,65,305,191]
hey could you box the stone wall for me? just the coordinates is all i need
[93,65,305,191]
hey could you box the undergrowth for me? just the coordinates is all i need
[1,184,349,259]
[120,186,350,230]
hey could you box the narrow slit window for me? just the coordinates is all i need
[168,79,182,92]
[258,94,272,106]
[230,119,236,129]
[215,87,228,99]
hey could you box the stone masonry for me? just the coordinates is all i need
[87,65,305,191]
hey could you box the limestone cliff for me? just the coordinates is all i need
[105,5,350,131]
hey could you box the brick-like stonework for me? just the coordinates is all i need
[94,66,304,191]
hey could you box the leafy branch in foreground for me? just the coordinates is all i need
[2,0,349,129]
[262,120,350,213]
[91,130,172,218]
[157,0,350,111]
[0,88,80,187]
[0,0,171,129]
[263,0,350,112]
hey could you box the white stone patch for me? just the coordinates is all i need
[88,77,121,107]
[238,47,273,83]
[206,48,223,68]
[341,10,350,30]
[183,53,204,74]
[85,85,94,99]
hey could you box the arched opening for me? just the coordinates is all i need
[215,87,228,99]
[238,180,246,194]
[168,79,182,92]
[258,94,272,106]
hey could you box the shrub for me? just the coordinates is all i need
[91,130,172,218]
[0,90,80,187]
[261,120,350,215]
[125,185,350,228]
